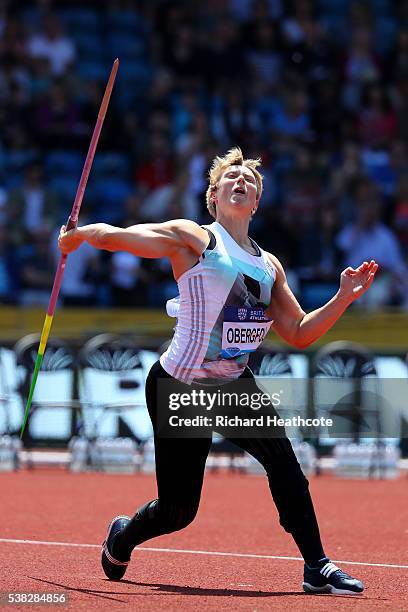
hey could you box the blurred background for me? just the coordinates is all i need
[0,0,407,474]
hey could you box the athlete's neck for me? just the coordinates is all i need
[215,215,252,251]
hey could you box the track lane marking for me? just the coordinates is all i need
[0,538,407,570]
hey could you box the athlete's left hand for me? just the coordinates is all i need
[339,260,379,303]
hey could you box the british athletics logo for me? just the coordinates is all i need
[223,306,269,323]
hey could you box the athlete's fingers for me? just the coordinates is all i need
[358,261,369,271]
[363,271,376,290]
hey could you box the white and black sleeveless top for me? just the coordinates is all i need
[160,221,276,384]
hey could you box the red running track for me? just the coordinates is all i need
[1,470,407,611]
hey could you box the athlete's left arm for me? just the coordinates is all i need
[265,254,378,349]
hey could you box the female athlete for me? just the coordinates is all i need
[58,148,378,595]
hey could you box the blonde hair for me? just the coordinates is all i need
[205,147,263,219]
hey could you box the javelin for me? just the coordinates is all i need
[19,58,120,438]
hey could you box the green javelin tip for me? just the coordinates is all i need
[20,351,44,439]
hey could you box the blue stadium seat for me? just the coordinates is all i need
[104,10,147,34]
[76,60,111,82]
[371,0,393,16]
[58,8,102,32]
[49,175,79,205]
[71,32,104,62]
[116,60,152,87]
[112,61,153,111]
[91,178,133,223]
[317,0,350,16]
[113,87,138,112]
[45,151,83,178]
[375,17,397,56]
[3,174,23,190]
[20,8,44,30]
[4,150,37,175]
[301,282,339,310]
[92,152,130,180]
[106,33,146,60]
[319,15,350,45]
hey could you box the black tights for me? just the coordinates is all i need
[114,361,325,566]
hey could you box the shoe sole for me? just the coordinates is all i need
[303,582,363,595]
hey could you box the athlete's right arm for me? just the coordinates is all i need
[58,219,209,259]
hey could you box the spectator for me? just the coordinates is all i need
[329,144,365,224]
[240,0,283,34]
[311,78,343,150]
[205,17,247,83]
[245,21,282,86]
[336,192,408,307]
[135,132,175,193]
[210,89,258,147]
[30,56,53,99]
[270,88,311,144]
[342,26,382,111]
[2,75,31,142]
[300,205,342,281]
[171,91,200,145]
[357,84,397,148]
[31,79,80,148]
[162,22,201,80]
[1,14,27,64]
[282,0,315,46]
[391,76,408,142]
[17,225,55,306]
[1,125,36,185]
[393,174,408,251]
[26,13,76,76]
[389,140,408,194]
[280,145,322,228]
[139,166,199,222]
[110,251,148,307]
[7,161,59,246]
[0,223,19,304]
[387,28,408,82]
[0,1,407,310]
[120,192,145,227]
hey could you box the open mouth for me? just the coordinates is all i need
[233,187,246,194]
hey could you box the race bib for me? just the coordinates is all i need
[221,306,272,358]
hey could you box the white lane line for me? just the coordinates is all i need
[0,538,407,570]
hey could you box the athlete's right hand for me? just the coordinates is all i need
[58,225,83,254]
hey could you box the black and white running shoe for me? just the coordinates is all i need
[101,515,131,581]
[303,558,364,595]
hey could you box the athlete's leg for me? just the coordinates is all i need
[227,371,364,593]
[113,361,212,560]
[228,433,325,565]
[224,371,325,566]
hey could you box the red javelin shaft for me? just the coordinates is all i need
[20,58,119,438]
[51,57,120,312]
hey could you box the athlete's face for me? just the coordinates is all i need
[215,165,259,218]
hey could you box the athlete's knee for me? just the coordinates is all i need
[135,497,199,533]
[158,498,200,533]
[275,477,317,534]
[265,450,314,534]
